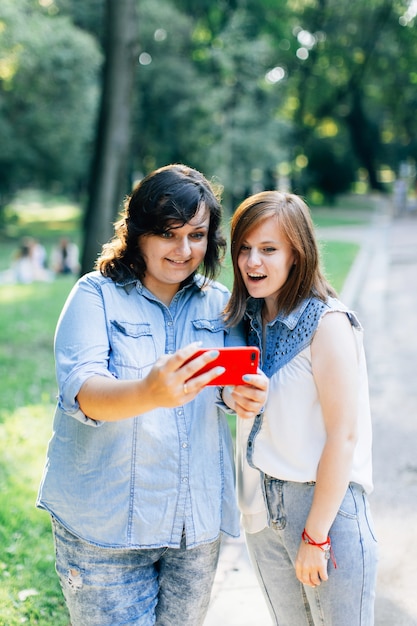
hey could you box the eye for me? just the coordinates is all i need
[190,232,205,240]
[263,247,276,253]
[160,231,173,239]
[239,244,250,252]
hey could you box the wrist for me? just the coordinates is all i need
[302,528,337,568]
[220,385,234,410]
[303,527,328,544]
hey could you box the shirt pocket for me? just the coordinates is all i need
[191,318,228,347]
[109,320,157,378]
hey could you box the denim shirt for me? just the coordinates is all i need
[37,271,240,549]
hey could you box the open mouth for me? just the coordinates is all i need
[247,272,266,282]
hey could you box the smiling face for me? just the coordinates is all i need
[139,204,210,304]
[237,214,295,316]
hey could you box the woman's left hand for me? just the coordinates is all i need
[222,370,268,419]
[295,539,329,587]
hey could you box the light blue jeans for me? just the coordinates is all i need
[51,517,220,626]
[245,479,378,626]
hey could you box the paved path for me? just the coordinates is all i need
[205,198,417,625]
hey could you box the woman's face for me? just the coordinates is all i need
[237,215,295,307]
[139,204,210,303]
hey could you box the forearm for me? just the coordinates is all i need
[304,435,356,540]
[77,376,159,421]
[76,344,228,422]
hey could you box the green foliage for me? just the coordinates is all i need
[133,0,291,210]
[2,1,416,255]
[273,0,416,192]
[302,136,358,202]
[0,0,102,199]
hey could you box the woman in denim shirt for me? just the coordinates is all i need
[37,164,267,626]
[223,191,378,625]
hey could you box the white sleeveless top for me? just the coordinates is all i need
[237,308,373,534]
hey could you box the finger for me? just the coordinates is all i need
[187,366,226,390]
[155,342,203,375]
[309,573,321,587]
[318,567,328,582]
[297,571,317,588]
[180,362,226,402]
[232,385,266,413]
[181,348,221,380]
[234,385,264,404]
[233,399,260,420]
[241,373,268,391]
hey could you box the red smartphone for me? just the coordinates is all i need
[185,346,260,386]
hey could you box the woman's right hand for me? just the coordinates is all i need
[145,342,225,407]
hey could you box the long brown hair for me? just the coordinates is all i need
[96,164,226,283]
[223,191,337,326]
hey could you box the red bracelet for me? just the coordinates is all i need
[302,529,337,569]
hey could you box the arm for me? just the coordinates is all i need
[77,344,225,421]
[55,276,225,423]
[295,311,359,587]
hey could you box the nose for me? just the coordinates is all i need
[175,236,191,256]
[247,249,261,268]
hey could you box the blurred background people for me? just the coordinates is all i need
[51,237,80,275]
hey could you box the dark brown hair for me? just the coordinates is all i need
[223,190,337,326]
[96,164,226,283]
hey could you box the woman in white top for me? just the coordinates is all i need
[222,191,378,625]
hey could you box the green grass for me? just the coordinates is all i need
[0,279,74,626]
[319,240,360,293]
[0,190,373,623]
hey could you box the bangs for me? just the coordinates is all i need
[137,184,205,236]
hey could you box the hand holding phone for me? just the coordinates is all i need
[185,346,260,386]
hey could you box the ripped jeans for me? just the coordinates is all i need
[245,480,378,626]
[51,517,220,626]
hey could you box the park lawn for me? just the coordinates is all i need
[0,278,74,626]
[0,192,368,624]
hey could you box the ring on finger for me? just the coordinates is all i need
[183,382,189,395]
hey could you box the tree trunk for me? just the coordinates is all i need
[81,0,139,275]
[346,91,384,192]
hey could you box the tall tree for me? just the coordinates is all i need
[132,0,290,211]
[81,0,139,274]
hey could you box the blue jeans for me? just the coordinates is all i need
[51,517,221,625]
[245,480,378,626]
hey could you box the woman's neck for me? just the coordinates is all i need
[262,302,278,324]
